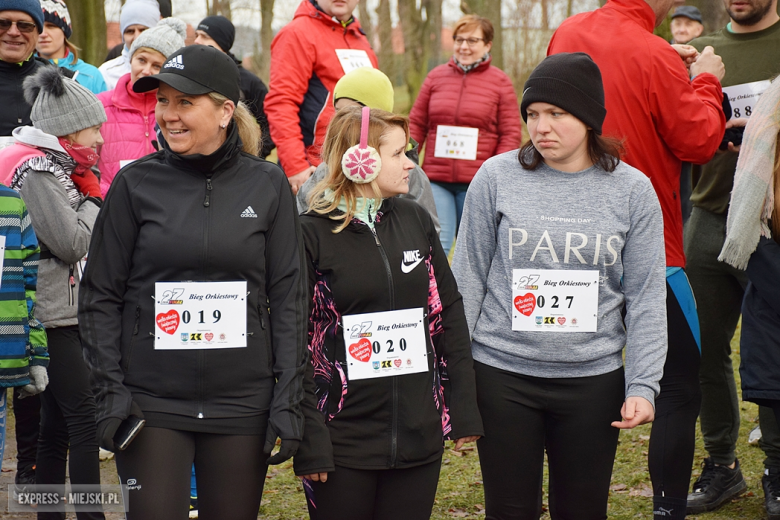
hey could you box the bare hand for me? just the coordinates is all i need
[288,166,316,195]
[453,436,481,451]
[671,44,699,68]
[299,472,328,482]
[611,397,654,429]
[726,118,748,129]
[690,46,725,82]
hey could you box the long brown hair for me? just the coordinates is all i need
[308,106,410,233]
[518,131,624,172]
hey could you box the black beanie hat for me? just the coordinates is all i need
[521,52,607,135]
[197,15,235,53]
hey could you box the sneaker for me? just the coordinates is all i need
[687,457,748,514]
[189,497,198,519]
[12,467,36,503]
[763,468,780,520]
[750,425,763,446]
[98,448,114,461]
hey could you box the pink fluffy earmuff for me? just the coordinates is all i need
[341,106,382,183]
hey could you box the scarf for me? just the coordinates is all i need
[58,137,99,175]
[719,78,780,270]
[454,53,490,73]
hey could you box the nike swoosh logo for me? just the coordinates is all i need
[401,258,423,274]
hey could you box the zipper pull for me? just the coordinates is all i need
[69,265,75,287]
[371,228,380,246]
[204,177,212,207]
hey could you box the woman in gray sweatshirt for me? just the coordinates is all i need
[452,53,668,519]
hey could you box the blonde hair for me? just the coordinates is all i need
[208,92,261,157]
[65,39,80,61]
[131,46,166,61]
[309,106,410,233]
[773,133,780,242]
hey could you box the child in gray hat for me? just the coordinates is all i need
[0,65,107,519]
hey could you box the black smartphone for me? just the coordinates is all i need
[113,416,145,451]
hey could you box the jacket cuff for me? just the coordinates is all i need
[626,384,657,411]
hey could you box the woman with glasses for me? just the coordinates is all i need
[409,15,521,256]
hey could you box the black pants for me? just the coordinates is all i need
[36,326,103,520]
[115,427,268,520]
[309,459,441,520]
[648,278,702,517]
[12,390,40,473]
[475,362,624,520]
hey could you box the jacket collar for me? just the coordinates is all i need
[297,0,365,35]
[603,0,656,33]
[112,73,157,113]
[447,54,492,75]
[0,53,38,72]
[161,120,243,175]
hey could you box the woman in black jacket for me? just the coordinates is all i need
[293,106,483,520]
[79,45,308,520]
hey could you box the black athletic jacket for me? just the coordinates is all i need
[0,56,49,136]
[79,125,309,439]
[293,198,482,474]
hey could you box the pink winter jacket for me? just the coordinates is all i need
[409,57,522,184]
[96,73,157,196]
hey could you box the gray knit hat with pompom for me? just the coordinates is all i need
[23,67,106,137]
[130,17,187,60]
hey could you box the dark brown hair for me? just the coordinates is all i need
[453,15,494,44]
[518,132,624,172]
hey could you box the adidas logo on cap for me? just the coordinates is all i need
[164,55,184,70]
[241,206,257,218]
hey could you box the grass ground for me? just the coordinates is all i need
[2,322,768,519]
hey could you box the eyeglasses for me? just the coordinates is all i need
[0,19,37,33]
[454,37,485,47]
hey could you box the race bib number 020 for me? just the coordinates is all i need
[154,281,247,349]
[511,269,599,332]
[342,308,428,381]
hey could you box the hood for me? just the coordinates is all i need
[12,126,66,153]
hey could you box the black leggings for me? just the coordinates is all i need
[36,326,103,520]
[648,277,702,518]
[475,362,624,520]
[309,459,441,520]
[115,426,268,520]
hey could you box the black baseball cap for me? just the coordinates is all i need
[133,45,241,104]
[671,6,703,23]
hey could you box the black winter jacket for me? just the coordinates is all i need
[79,125,309,439]
[741,236,780,404]
[0,56,49,136]
[293,198,482,474]
[233,56,274,159]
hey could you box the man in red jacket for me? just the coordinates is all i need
[265,0,378,194]
[548,0,726,518]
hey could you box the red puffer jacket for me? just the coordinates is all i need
[409,57,522,184]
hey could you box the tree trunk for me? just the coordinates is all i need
[424,0,444,67]
[256,0,275,84]
[376,0,396,84]
[66,0,106,66]
[358,1,374,46]
[460,0,502,69]
[397,0,431,105]
[207,0,232,18]
[687,0,730,34]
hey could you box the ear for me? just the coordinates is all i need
[484,41,493,54]
[221,100,235,127]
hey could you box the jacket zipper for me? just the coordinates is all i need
[122,306,141,371]
[68,265,76,305]
[370,226,399,467]
[258,304,272,367]
[451,72,468,183]
[198,175,213,419]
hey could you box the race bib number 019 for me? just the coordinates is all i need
[722,80,771,119]
[154,281,247,349]
[511,269,599,332]
[342,308,428,381]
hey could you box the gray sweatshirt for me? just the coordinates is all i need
[452,151,667,407]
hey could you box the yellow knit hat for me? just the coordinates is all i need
[333,68,394,113]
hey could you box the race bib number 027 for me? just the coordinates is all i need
[154,281,247,349]
[511,269,599,332]
[342,308,428,381]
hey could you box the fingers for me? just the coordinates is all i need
[727,143,741,153]
[298,473,328,482]
[611,398,654,429]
